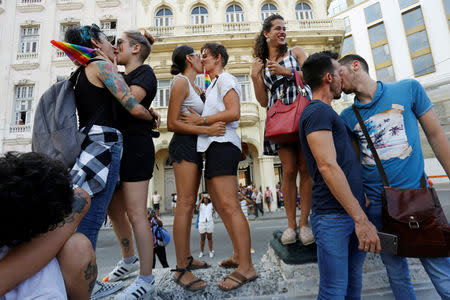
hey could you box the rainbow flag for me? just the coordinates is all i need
[50,40,96,65]
[205,72,211,90]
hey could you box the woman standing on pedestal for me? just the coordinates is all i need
[251,14,314,246]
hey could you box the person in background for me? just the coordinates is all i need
[102,30,159,300]
[255,186,264,218]
[152,191,161,216]
[251,14,314,246]
[171,192,177,216]
[264,187,273,213]
[196,194,215,258]
[148,209,169,269]
[339,53,450,299]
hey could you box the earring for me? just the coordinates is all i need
[215,61,218,65]
[266,37,270,43]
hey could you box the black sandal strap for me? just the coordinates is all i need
[171,266,187,284]
[185,279,204,290]
[186,256,194,271]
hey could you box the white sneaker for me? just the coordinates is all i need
[198,252,204,258]
[115,277,154,300]
[103,258,140,282]
[209,250,215,258]
[91,280,123,299]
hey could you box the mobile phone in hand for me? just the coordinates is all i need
[378,232,398,255]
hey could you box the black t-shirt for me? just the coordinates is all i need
[299,100,365,215]
[117,64,157,135]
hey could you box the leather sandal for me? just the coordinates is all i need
[187,256,211,270]
[218,270,258,291]
[171,266,206,291]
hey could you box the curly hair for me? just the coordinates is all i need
[253,14,288,62]
[0,152,74,248]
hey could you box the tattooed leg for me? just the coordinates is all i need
[0,188,91,296]
[57,233,97,299]
[107,189,135,258]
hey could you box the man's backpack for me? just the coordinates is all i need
[32,65,103,168]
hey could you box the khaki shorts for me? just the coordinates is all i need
[198,221,214,234]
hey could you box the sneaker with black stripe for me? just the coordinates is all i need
[114,277,155,300]
[103,258,140,282]
[91,280,123,299]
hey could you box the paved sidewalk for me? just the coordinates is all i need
[101,207,289,230]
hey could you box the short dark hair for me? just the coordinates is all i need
[0,152,73,247]
[302,50,339,91]
[201,43,229,67]
[338,54,369,73]
[65,24,104,48]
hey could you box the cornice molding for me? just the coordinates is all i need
[96,0,120,8]
[11,63,40,71]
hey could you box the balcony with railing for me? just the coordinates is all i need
[240,101,260,126]
[10,124,32,134]
[56,0,83,10]
[17,0,44,12]
[144,19,344,39]
[17,52,38,60]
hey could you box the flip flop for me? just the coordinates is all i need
[187,256,211,270]
[218,270,258,291]
[218,258,239,269]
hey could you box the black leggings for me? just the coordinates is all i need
[153,245,169,268]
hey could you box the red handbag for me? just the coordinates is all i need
[264,70,310,144]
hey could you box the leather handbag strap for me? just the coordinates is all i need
[352,105,390,187]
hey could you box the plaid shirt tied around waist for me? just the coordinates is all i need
[70,125,122,196]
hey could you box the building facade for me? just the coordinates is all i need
[330,0,450,183]
[0,0,345,212]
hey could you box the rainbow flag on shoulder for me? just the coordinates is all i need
[50,40,96,65]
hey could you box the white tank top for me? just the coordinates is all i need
[171,74,204,115]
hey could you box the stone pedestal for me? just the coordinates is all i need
[270,229,317,265]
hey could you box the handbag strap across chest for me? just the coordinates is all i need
[352,105,426,188]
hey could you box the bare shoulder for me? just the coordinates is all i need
[291,46,308,65]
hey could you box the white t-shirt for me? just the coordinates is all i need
[197,72,242,152]
[240,199,248,219]
[255,191,263,204]
[0,247,67,300]
[152,194,161,204]
[198,202,214,223]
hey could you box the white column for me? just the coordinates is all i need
[259,155,277,211]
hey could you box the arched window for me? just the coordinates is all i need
[191,6,208,25]
[261,3,278,21]
[155,8,173,27]
[296,2,313,20]
[226,4,244,23]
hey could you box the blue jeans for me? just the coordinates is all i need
[367,201,450,300]
[311,212,366,300]
[76,141,122,250]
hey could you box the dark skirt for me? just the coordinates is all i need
[120,133,155,182]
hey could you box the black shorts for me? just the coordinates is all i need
[204,142,241,179]
[154,203,160,210]
[169,133,203,170]
[120,134,155,182]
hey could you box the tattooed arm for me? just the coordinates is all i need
[0,188,90,295]
[94,60,154,122]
